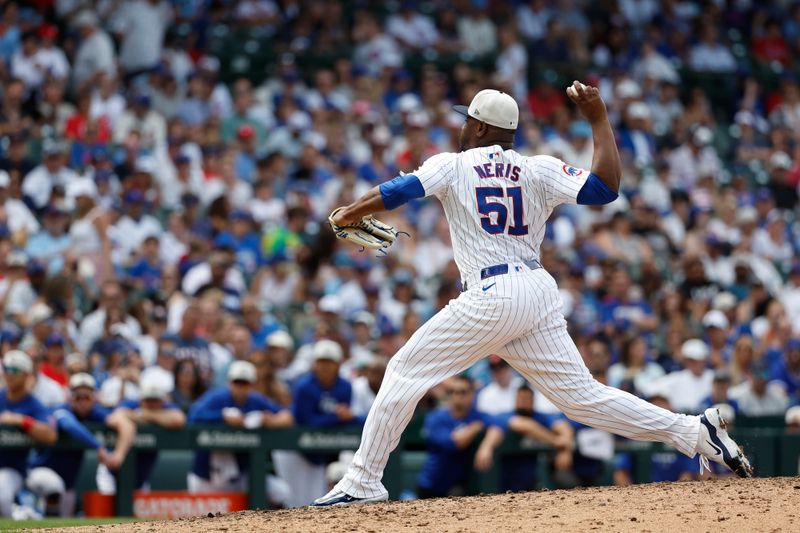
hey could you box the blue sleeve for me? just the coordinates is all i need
[424,412,457,452]
[30,398,52,423]
[482,412,508,431]
[576,173,619,205]
[90,405,111,423]
[614,453,632,472]
[53,408,102,449]
[188,390,225,423]
[252,394,282,414]
[534,412,567,430]
[119,400,140,410]
[379,174,425,210]
[292,386,339,427]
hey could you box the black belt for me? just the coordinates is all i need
[462,259,542,291]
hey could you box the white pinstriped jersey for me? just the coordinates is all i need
[414,145,590,279]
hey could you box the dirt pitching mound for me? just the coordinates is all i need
[48,477,800,533]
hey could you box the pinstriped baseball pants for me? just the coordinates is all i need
[335,267,701,499]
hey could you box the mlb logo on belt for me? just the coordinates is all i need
[562,165,583,177]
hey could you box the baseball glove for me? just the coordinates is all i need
[328,207,400,251]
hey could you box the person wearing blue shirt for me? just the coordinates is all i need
[113,378,186,491]
[187,360,293,505]
[216,212,264,278]
[27,372,135,517]
[771,339,800,401]
[126,235,163,295]
[416,375,500,499]
[275,340,357,508]
[25,205,71,275]
[613,392,699,485]
[474,385,575,492]
[697,369,740,415]
[0,351,57,517]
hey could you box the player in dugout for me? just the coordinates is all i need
[0,351,57,517]
[26,372,136,516]
[113,376,187,490]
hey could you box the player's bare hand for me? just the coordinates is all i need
[105,451,125,471]
[553,433,574,451]
[222,408,245,427]
[566,80,607,124]
[474,446,494,472]
[330,206,360,227]
[0,411,22,425]
[335,404,354,422]
[554,449,573,471]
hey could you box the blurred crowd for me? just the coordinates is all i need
[2,0,800,516]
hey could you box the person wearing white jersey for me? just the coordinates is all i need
[313,83,752,507]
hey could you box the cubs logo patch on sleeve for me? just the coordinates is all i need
[562,164,583,177]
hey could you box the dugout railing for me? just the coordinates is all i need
[0,421,797,516]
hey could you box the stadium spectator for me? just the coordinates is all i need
[0,350,57,517]
[187,360,293,506]
[26,372,133,516]
[698,369,740,416]
[351,356,387,418]
[71,11,115,89]
[731,361,789,417]
[476,356,523,415]
[653,339,714,414]
[171,358,206,412]
[607,335,665,397]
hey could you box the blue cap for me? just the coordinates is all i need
[124,189,145,203]
[230,209,251,222]
[45,332,64,347]
[43,204,65,217]
[756,188,773,201]
[91,145,109,161]
[94,168,113,181]
[0,326,22,344]
[174,154,191,165]
[393,269,414,285]
[213,233,237,250]
[181,192,199,206]
[133,94,151,107]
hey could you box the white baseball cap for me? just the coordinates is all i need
[0,170,10,188]
[454,89,519,130]
[69,372,97,390]
[702,310,729,330]
[313,339,343,363]
[3,350,33,374]
[267,330,294,350]
[228,360,257,383]
[140,380,167,400]
[681,339,709,361]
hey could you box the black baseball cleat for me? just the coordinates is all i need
[310,489,388,508]
[696,407,754,478]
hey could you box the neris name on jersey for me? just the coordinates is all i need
[473,163,521,182]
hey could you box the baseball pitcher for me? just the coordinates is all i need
[314,83,752,506]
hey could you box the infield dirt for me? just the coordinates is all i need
[42,476,800,533]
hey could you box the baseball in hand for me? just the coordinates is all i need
[566,80,607,123]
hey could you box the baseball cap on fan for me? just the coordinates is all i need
[453,89,519,130]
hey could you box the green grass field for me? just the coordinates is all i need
[0,517,143,531]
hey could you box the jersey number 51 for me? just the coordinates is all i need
[475,187,529,236]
